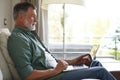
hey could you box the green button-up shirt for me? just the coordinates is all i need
[7,26,64,80]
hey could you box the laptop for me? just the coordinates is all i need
[63,56,94,72]
[63,65,89,72]
[63,45,99,72]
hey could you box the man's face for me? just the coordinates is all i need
[23,7,37,31]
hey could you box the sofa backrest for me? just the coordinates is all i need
[0,48,12,80]
[0,28,21,80]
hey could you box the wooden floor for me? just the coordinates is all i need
[110,71,120,80]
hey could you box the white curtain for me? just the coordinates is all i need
[37,0,48,43]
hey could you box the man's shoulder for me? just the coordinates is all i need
[9,31,26,41]
[8,31,30,47]
[9,27,28,40]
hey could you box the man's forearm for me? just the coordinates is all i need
[65,59,75,65]
[26,69,60,80]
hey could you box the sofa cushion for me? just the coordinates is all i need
[0,50,12,80]
[0,28,21,80]
[0,69,3,80]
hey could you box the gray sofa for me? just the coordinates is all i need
[0,28,21,80]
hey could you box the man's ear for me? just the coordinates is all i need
[18,13,24,20]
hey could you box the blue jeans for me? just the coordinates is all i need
[59,60,116,80]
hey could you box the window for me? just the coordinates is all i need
[46,0,120,60]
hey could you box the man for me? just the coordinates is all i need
[7,2,116,80]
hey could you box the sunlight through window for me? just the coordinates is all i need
[47,0,120,60]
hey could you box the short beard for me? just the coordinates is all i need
[24,19,36,31]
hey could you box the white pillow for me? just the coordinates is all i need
[0,28,21,80]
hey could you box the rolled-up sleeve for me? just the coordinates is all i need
[7,34,33,80]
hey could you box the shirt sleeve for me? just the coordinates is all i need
[7,34,33,80]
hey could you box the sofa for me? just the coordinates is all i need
[0,28,21,80]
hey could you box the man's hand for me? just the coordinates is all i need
[54,60,68,73]
[72,54,92,66]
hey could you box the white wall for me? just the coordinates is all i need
[0,0,20,31]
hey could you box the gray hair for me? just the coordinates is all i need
[13,2,36,20]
